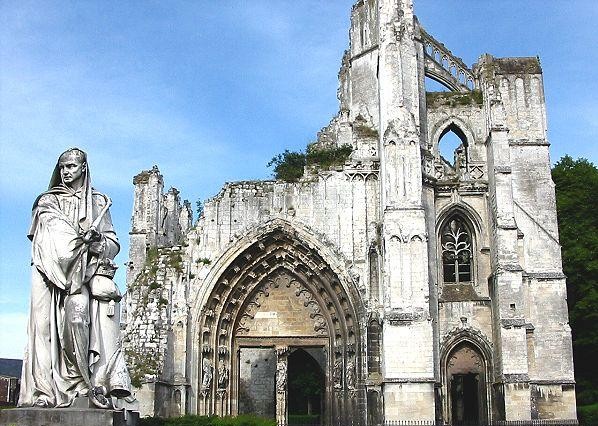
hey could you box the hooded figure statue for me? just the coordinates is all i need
[19,148,132,409]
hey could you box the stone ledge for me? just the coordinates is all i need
[0,407,138,426]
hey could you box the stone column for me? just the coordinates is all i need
[216,359,230,416]
[275,347,289,426]
[478,55,531,420]
[377,0,435,421]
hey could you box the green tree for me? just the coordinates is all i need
[267,144,353,182]
[267,150,306,182]
[552,155,598,405]
[289,370,322,415]
[196,199,204,217]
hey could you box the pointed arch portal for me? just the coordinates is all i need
[441,330,493,426]
[195,225,363,426]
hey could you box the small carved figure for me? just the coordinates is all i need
[346,360,356,389]
[333,358,343,389]
[276,361,287,392]
[218,361,229,389]
[201,358,213,393]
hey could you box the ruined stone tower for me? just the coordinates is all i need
[123,0,577,423]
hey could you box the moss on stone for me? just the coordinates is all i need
[268,144,353,182]
[125,347,161,388]
[353,123,379,138]
[426,90,483,108]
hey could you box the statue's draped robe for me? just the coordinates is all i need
[19,183,131,407]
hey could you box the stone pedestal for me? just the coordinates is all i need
[0,408,139,426]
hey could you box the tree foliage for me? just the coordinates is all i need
[267,144,353,182]
[552,155,598,405]
[267,150,306,182]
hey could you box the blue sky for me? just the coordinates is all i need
[1,1,596,359]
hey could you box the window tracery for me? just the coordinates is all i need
[441,216,472,284]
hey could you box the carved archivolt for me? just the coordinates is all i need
[441,326,493,365]
[195,226,363,416]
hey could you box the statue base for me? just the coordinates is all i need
[0,407,139,426]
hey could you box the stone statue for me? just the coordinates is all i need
[217,361,229,390]
[201,358,213,394]
[19,148,132,409]
[346,360,356,389]
[333,358,342,389]
[276,361,287,392]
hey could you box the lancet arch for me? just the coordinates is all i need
[431,119,475,162]
[436,205,484,300]
[190,220,365,425]
[440,328,494,425]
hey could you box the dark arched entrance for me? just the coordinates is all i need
[445,342,489,425]
[288,349,325,424]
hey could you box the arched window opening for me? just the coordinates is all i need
[441,215,473,284]
[438,123,468,171]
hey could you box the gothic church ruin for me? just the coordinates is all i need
[123,0,577,423]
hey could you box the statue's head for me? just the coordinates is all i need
[58,148,87,189]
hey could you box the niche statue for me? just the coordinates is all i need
[19,148,132,409]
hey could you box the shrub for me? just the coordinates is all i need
[579,403,598,426]
[139,415,276,426]
[268,144,353,182]
[306,144,352,171]
[139,416,166,426]
[267,150,306,182]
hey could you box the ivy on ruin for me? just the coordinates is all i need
[124,245,185,387]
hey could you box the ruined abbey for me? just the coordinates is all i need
[122,0,577,424]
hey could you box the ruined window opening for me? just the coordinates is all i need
[441,215,473,284]
[438,123,468,171]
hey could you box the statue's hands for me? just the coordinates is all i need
[89,238,106,256]
[81,227,101,244]
[82,227,104,254]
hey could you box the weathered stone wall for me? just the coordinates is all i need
[187,174,379,299]
[239,348,276,417]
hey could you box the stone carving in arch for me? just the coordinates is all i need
[190,218,361,324]
[441,326,494,363]
[191,222,365,425]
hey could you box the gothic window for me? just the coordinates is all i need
[438,123,468,170]
[441,216,473,284]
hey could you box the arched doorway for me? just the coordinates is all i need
[444,341,489,425]
[194,225,364,426]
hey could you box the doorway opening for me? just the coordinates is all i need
[288,348,325,425]
[445,342,489,425]
[451,373,480,425]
